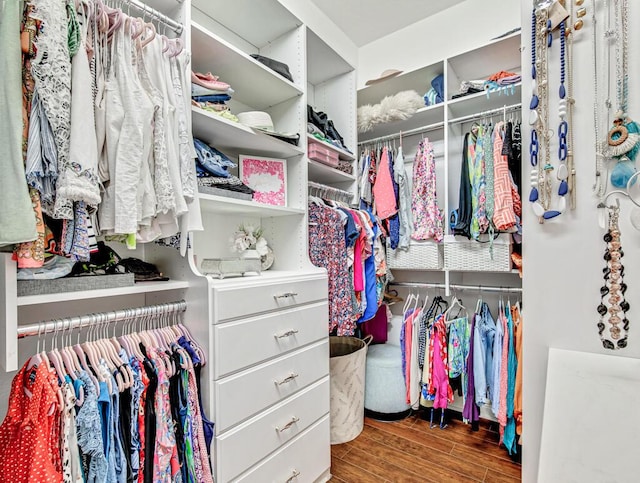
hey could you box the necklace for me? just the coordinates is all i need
[606,0,639,188]
[597,204,629,349]
[591,0,610,198]
[529,6,570,222]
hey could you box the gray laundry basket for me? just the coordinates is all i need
[329,335,372,444]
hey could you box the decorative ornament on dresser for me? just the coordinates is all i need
[529,0,576,223]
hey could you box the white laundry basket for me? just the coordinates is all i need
[329,335,371,444]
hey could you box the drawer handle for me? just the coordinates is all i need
[274,329,299,339]
[274,292,298,300]
[285,469,301,482]
[274,373,299,385]
[275,416,300,433]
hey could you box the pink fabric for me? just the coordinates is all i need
[428,316,454,409]
[493,122,519,231]
[372,147,398,219]
[349,212,365,292]
[404,309,418,404]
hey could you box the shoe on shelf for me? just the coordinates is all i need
[191,71,231,91]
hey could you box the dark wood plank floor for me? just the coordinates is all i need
[330,414,521,482]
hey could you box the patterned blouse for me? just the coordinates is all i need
[309,203,356,335]
[411,139,444,242]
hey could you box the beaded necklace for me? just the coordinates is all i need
[597,204,629,349]
[529,6,573,222]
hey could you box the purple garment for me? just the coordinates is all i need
[463,315,480,424]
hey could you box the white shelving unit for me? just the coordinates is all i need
[305,27,358,200]
[198,193,306,217]
[357,30,524,295]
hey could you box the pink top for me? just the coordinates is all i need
[372,147,398,219]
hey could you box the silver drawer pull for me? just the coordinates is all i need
[274,373,299,385]
[285,469,301,483]
[274,329,299,339]
[274,292,298,299]
[275,416,300,433]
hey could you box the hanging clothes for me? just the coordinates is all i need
[513,304,523,437]
[493,121,522,232]
[411,138,444,242]
[0,319,214,483]
[427,315,454,409]
[309,202,356,335]
[468,124,489,239]
[0,0,38,246]
[372,146,398,220]
[462,314,480,426]
[393,146,413,250]
[453,133,473,238]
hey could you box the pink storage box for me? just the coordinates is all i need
[308,141,339,168]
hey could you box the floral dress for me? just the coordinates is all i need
[411,139,444,242]
[309,203,355,335]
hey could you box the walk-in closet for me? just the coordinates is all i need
[1,0,639,481]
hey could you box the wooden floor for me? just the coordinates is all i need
[330,414,521,483]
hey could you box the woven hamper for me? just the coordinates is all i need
[329,336,371,444]
[443,234,512,272]
[387,241,443,270]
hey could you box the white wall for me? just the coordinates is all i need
[277,0,358,68]
[357,0,520,89]
[520,1,640,482]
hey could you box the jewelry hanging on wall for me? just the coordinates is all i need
[597,202,629,350]
[606,0,639,189]
[529,1,573,222]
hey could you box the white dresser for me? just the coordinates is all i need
[208,271,331,482]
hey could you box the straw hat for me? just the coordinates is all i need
[365,69,403,86]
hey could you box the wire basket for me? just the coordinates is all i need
[443,234,512,272]
[387,241,443,270]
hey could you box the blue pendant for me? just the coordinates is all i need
[532,65,537,79]
[611,159,636,188]
[559,84,566,99]
[530,95,539,109]
[558,180,568,196]
[543,210,562,219]
[529,187,539,202]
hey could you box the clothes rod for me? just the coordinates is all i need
[448,103,522,125]
[119,0,184,35]
[17,300,187,339]
[358,121,445,146]
[308,181,353,201]
[389,282,522,294]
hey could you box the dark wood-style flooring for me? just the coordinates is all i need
[330,414,521,482]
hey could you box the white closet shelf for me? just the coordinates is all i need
[447,32,522,86]
[192,107,304,158]
[192,0,300,50]
[358,103,445,142]
[307,135,355,161]
[357,61,444,106]
[447,82,522,120]
[191,21,303,110]
[16,280,190,306]
[307,160,355,184]
[198,193,306,217]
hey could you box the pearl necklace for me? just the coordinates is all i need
[529,6,571,222]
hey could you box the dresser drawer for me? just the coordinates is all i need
[215,340,329,432]
[216,377,330,483]
[212,275,327,322]
[214,302,328,378]
[233,415,330,483]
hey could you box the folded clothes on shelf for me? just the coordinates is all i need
[194,139,236,178]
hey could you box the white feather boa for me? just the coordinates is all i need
[357,90,424,133]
